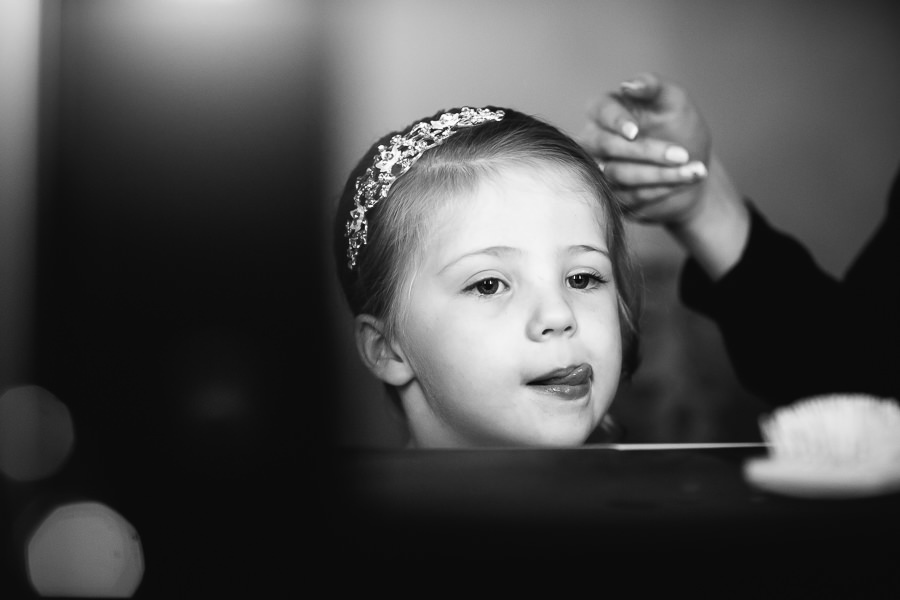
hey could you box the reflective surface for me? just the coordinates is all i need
[324,445,900,588]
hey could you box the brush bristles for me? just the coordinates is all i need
[761,394,900,465]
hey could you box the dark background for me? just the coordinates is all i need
[4,1,335,594]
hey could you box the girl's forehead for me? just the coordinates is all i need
[423,166,608,253]
[484,160,597,190]
[393,159,609,265]
[471,163,605,215]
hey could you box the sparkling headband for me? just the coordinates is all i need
[345,106,506,269]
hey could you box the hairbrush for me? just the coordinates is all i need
[743,393,900,498]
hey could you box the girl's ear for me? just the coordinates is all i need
[354,314,415,386]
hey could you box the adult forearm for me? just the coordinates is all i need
[665,156,751,281]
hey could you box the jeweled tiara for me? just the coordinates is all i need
[345,106,505,270]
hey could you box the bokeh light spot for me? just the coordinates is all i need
[0,385,75,482]
[27,501,144,598]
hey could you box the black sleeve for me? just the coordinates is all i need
[679,170,899,406]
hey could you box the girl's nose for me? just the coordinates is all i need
[526,288,577,341]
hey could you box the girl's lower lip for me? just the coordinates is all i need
[530,381,591,401]
[528,363,593,400]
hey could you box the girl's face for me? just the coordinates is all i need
[395,163,622,447]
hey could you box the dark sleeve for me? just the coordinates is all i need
[679,172,899,406]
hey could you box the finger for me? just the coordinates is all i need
[616,185,701,223]
[585,72,665,140]
[618,72,662,101]
[614,186,682,215]
[625,190,697,223]
[630,185,688,205]
[585,95,640,141]
[613,183,689,208]
[580,123,692,166]
[604,160,707,188]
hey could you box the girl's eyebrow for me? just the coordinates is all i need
[438,246,519,274]
[569,244,610,259]
[439,244,609,275]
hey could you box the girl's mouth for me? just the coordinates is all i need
[527,363,593,400]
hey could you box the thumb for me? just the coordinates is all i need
[619,72,662,102]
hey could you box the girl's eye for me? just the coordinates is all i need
[466,277,507,296]
[568,272,608,290]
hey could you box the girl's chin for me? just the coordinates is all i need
[518,422,598,447]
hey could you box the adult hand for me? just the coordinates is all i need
[580,72,750,279]
[580,72,712,224]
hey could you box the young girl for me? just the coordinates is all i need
[333,106,641,448]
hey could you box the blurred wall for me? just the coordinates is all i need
[36,0,331,466]
[22,1,332,593]
[0,0,41,392]
[323,0,900,446]
[0,1,42,592]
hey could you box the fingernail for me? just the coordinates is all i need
[679,161,708,179]
[621,121,638,140]
[620,79,645,93]
[664,145,690,164]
